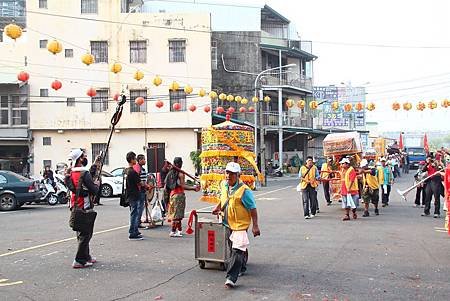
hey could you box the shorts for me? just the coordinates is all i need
[362,188,379,205]
[168,193,186,220]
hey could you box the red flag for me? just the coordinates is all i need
[399,133,404,150]
[423,133,429,154]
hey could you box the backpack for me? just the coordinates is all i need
[164,169,179,192]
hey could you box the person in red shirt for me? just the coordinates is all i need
[421,155,443,218]
[340,158,359,221]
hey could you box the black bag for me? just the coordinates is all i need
[69,171,97,232]
[119,170,129,207]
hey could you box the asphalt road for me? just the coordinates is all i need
[0,175,449,301]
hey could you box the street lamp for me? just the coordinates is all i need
[254,63,296,186]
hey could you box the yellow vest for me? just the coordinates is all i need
[363,170,380,189]
[344,166,359,192]
[299,165,319,189]
[377,166,384,184]
[220,181,252,231]
[321,162,331,180]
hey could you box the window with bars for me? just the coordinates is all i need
[43,160,52,168]
[169,40,186,63]
[169,90,187,112]
[65,49,73,58]
[130,40,147,63]
[92,143,108,165]
[211,40,217,70]
[11,95,28,125]
[66,97,75,107]
[39,0,47,9]
[91,89,108,112]
[39,40,48,49]
[130,89,147,113]
[43,137,51,146]
[81,0,98,14]
[0,96,8,125]
[90,41,108,63]
[40,89,48,97]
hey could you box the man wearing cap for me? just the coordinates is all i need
[65,148,99,268]
[212,162,260,288]
[320,157,334,206]
[340,157,358,220]
[378,158,394,207]
[360,159,380,217]
[299,156,320,219]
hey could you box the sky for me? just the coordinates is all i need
[186,0,450,132]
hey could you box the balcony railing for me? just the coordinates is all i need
[260,71,313,91]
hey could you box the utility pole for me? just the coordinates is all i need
[259,89,266,186]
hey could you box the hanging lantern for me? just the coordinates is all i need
[204,105,211,113]
[47,40,63,55]
[428,100,437,109]
[51,80,62,91]
[285,99,294,109]
[366,102,376,111]
[81,53,95,66]
[263,96,271,102]
[331,101,339,111]
[392,102,400,111]
[239,107,247,113]
[198,88,206,97]
[172,102,181,111]
[188,104,197,112]
[355,102,364,111]
[227,107,235,114]
[248,106,255,112]
[297,100,306,109]
[113,93,120,101]
[110,63,122,74]
[216,106,225,114]
[4,23,22,40]
[135,97,145,106]
[155,100,164,108]
[416,102,426,111]
[184,85,193,95]
[218,93,227,101]
[133,70,144,81]
[17,71,29,82]
[226,95,234,102]
[87,87,97,97]
[403,102,412,111]
[235,96,242,103]
[209,91,218,100]
[343,103,352,112]
[251,96,259,103]
[241,98,249,105]
[309,100,318,110]
[442,99,449,108]
[153,75,162,86]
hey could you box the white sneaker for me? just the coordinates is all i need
[169,231,177,237]
[310,214,315,218]
[305,216,311,219]
[175,230,183,237]
[225,279,236,288]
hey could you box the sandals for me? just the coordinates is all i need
[342,215,350,221]
[353,212,358,219]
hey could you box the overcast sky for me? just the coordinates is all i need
[210,0,449,132]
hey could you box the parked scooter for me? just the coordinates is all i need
[54,174,69,204]
[39,178,58,205]
[269,167,283,177]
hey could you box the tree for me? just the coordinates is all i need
[190,150,202,176]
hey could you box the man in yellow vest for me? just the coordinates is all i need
[212,162,260,288]
[360,159,380,217]
[340,157,359,221]
[321,157,334,206]
[299,156,320,219]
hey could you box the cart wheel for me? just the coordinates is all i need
[198,260,206,269]
[220,263,227,271]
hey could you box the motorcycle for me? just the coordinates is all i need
[54,174,69,204]
[269,167,283,177]
[39,178,58,206]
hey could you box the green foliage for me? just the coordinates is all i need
[190,150,202,175]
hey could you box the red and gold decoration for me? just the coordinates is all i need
[403,102,412,111]
[169,81,180,91]
[204,105,211,113]
[51,80,62,91]
[47,40,63,55]
[87,87,97,97]
[297,99,306,109]
[113,93,120,101]
[227,107,235,114]
[251,96,259,103]
[285,99,294,109]
[133,70,144,81]
[239,107,247,113]
[442,99,450,108]
[184,85,193,95]
[416,102,426,111]
[366,102,376,111]
[188,104,196,112]
[110,62,122,74]
[152,75,162,86]
[235,96,242,103]
[135,97,145,106]
[17,71,29,82]
[248,106,255,112]
[4,23,22,40]
[263,96,271,102]
[331,101,339,111]
[198,88,206,97]
[172,102,181,111]
[428,100,437,110]
[216,106,225,114]
[208,91,218,100]
[199,120,263,203]
[309,100,318,110]
[155,100,164,108]
[81,53,95,66]
[226,94,234,102]
[343,103,352,112]
[355,102,364,111]
[392,102,400,111]
[241,98,249,105]
[218,93,227,101]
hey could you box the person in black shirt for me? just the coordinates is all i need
[125,151,143,240]
[160,160,171,215]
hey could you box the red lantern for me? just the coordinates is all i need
[173,102,181,111]
[135,97,145,106]
[228,107,235,114]
[239,107,247,113]
[248,106,255,112]
[17,71,29,82]
[51,80,62,91]
[216,106,225,114]
[355,102,364,111]
[87,87,97,97]
[204,105,211,113]
[155,100,164,108]
[188,104,197,112]
[113,93,120,101]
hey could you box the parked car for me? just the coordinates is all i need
[109,167,125,178]
[0,170,42,211]
[99,170,123,198]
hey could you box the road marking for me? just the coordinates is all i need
[435,230,448,233]
[434,227,446,230]
[254,185,293,197]
[0,279,23,287]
